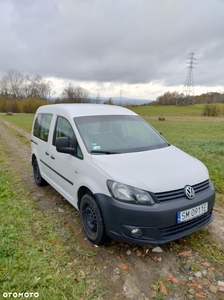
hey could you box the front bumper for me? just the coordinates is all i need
[95,185,215,244]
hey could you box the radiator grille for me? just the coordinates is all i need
[155,180,210,202]
[159,210,212,239]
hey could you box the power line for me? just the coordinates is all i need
[119,84,123,106]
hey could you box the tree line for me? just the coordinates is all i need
[0,70,101,113]
[154,91,224,106]
[1,70,224,113]
[0,70,54,100]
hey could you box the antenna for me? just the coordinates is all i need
[182,52,196,104]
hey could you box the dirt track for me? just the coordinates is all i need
[0,119,224,300]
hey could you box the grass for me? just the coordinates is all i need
[130,103,224,116]
[146,117,224,195]
[185,228,224,263]
[167,226,224,264]
[0,145,106,299]
[132,104,224,194]
[0,105,224,299]
[0,113,34,131]
[0,107,223,195]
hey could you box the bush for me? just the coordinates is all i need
[0,97,49,113]
[17,98,49,113]
[202,103,222,116]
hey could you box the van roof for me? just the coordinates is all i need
[36,103,136,118]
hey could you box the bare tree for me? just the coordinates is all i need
[61,83,90,103]
[0,76,9,97]
[0,70,24,98]
[21,75,32,98]
[104,98,114,105]
[0,70,55,100]
[29,75,54,100]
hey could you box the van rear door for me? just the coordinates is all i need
[32,113,53,180]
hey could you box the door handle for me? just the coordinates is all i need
[51,155,55,160]
[45,152,49,156]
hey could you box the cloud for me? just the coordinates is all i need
[0,0,223,98]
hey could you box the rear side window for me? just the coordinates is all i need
[33,113,53,142]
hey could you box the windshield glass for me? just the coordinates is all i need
[74,115,169,154]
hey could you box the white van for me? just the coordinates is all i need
[31,104,215,245]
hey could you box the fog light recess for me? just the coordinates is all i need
[131,228,143,238]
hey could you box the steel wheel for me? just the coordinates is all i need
[80,194,108,245]
[32,158,47,186]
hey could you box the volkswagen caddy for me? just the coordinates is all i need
[31,104,215,245]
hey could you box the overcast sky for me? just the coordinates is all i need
[1,0,224,100]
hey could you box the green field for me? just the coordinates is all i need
[0,106,223,195]
[0,113,34,131]
[131,103,224,116]
[0,106,224,299]
[0,144,103,299]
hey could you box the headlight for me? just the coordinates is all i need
[107,180,155,205]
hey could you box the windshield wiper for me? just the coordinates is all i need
[91,150,120,154]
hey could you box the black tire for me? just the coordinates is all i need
[32,158,47,186]
[80,194,108,245]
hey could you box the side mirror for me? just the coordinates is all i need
[56,137,75,155]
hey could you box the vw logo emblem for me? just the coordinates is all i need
[184,185,195,200]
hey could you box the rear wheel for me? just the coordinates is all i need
[80,194,108,245]
[32,158,47,186]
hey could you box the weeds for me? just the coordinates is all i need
[185,228,224,264]
[0,145,104,299]
[0,106,224,299]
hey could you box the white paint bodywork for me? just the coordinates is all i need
[31,103,209,209]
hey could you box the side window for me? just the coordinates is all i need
[33,113,52,142]
[53,116,83,159]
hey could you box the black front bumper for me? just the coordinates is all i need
[94,186,215,245]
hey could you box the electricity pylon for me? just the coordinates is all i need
[119,85,123,106]
[182,52,196,104]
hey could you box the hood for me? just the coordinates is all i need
[91,145,209,193]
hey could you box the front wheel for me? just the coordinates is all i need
[80,194,108,245]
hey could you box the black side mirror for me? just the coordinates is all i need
[56,137,75,155]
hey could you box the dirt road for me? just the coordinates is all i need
[0,119,224,300]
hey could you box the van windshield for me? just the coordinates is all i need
[74,115,169,154]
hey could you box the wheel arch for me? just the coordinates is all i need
[77,186,94,210]
[77,185,104,212]
[31,153,37,165]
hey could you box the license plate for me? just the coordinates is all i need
[177,203,208,223]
